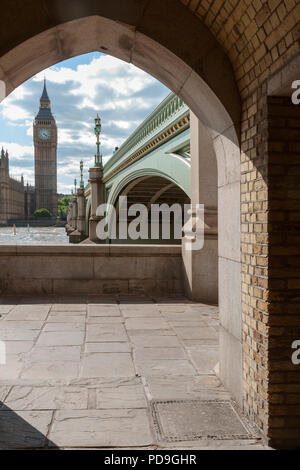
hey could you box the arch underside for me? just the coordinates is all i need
[110,175,190,245]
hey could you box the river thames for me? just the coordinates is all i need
[0,226,69,244]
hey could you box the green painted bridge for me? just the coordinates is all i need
[84,93,191,238]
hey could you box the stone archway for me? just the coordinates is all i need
[0,6,242,415]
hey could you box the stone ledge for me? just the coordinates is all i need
[0,244,182,257]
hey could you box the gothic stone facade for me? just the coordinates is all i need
[0,149,25,222]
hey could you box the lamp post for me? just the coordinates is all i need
[89,113,105,243]
[80,160,84,189]
[74,178,77,194]
[94,114,102,168]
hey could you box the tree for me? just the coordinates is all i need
[58,195,71,218]
[34,208,53,218]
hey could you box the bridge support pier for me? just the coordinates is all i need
[70,188,87,244]
[89,166,105,243]
[182,112,218,304]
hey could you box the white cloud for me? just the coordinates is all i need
[0,53,170,193]
[0,142,33,159]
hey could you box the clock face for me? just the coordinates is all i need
[38,128,51,140]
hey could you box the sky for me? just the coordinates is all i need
[0,52,170,194]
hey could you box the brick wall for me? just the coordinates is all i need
[267,96,300,448]
[180,0,300,99]
[180,0,300,447]
[241,84,269,438]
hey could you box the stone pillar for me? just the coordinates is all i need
[77,188,86,234]
[71,197,78,230]
[182,112,218,304]
[67,205,71,226]
[89,166,105,243]
[69,187,87,244]
[66,204,72,235]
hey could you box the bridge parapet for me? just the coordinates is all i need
[103,93,189,184]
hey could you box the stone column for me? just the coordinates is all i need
[76,187,86,234]
[66,204,72,235]
[71,196,78,230]
[182,112,218,304]
[69,187,87,244]
[89,166,105,243]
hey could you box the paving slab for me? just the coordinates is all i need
[85,343,131,353]
[86,324,128,342]
[174,326,218,340]
[48,310,86,317]
[0,356,24,380]
[81,353,135,378]
[119,303,155,310]
[129,334,181,348]
[5,305,50,321]
[146,376,229,400]
[125,318,169,330]
[49,409,153,448]
[47,314,86,323]
[120,309,161,318]
[20,362,79,381]
[26,346,81,363]
[162,312,210,322]
[134,348,187,361]
[88,305,120,317]
[158,306,187,313]
[188,347,219,374]
[2,386,88,410]
[0,410,53,449]
[135,359,196,377]
[36,331,84,346]
[87,317,124,324]
[0,386,11,401]
[3,341,34,354]
[182,338,219,347]
[43,323,85,332]
[96,383,147,409]
[0,322,42,341]
[0,305,15,314]
[51,304,87,312]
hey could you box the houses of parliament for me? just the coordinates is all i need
[0,80,57,223]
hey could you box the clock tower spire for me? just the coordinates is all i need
[34,79,57,216]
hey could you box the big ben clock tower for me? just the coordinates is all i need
[34,79,57,216]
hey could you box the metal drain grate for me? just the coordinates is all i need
[151,399,258,442]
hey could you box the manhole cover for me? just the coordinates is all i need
[151,400,258,442]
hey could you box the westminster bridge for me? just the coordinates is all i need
[66,92,192,245]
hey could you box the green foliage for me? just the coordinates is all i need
[34,208,53,218]
[58,195,71,217]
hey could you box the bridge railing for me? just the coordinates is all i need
[103,93,189,181]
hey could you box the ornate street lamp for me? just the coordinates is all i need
[74,178,77,194]
[80,160,84,189]
[94,114,102,168]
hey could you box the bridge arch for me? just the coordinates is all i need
[106,161,191,210]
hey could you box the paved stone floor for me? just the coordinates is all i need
[0,295,266,450]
